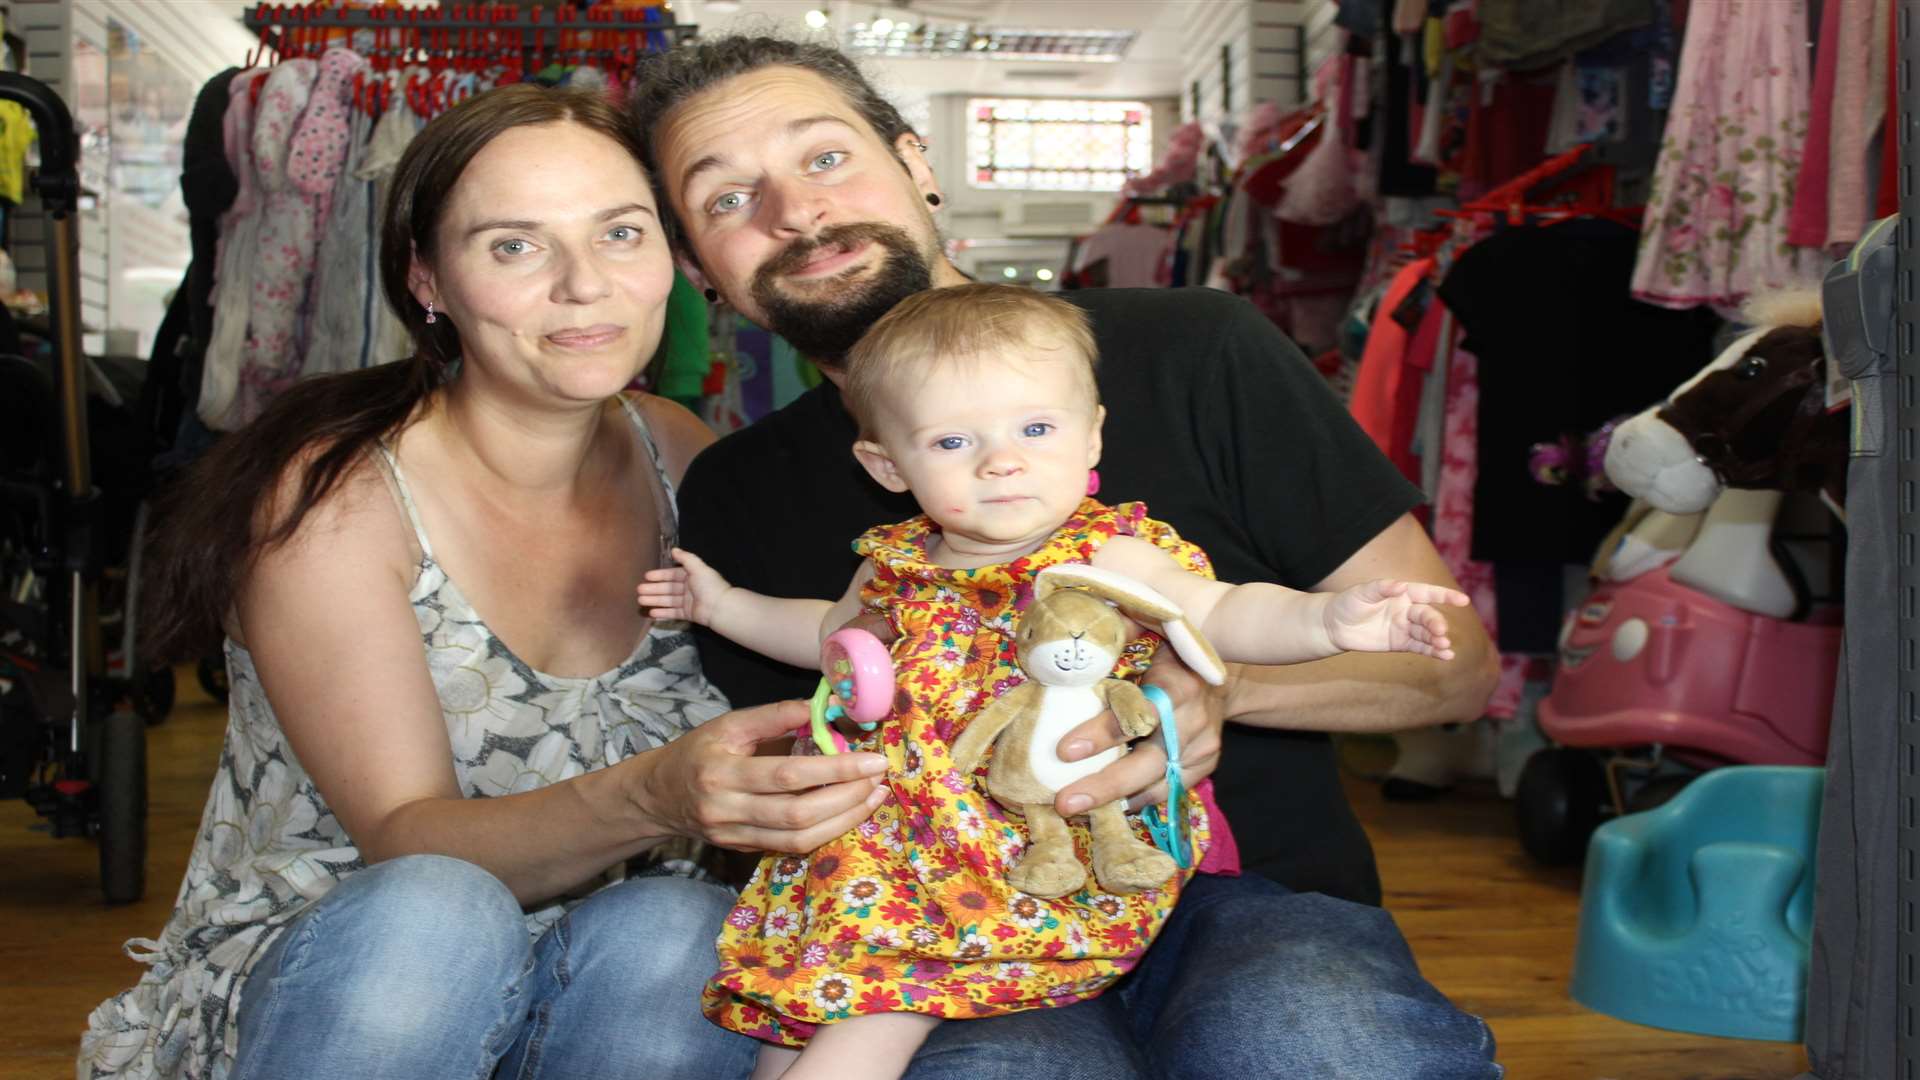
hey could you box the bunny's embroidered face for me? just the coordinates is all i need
[1016,589,1129,688]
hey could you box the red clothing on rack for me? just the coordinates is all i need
[1349,257,1434,486]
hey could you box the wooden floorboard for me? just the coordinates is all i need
[1,673,1809,1078]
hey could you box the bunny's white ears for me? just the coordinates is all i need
[1034,565,1230,686]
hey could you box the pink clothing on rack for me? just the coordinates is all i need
[1393,0,1428,34]
[1070,222,1174,289]
[237,58,321,427]
[198,68,269,431]
[288,48,366,229]
[1824,0,1877,249]
[1278,46,1365,226]
[1787,0,1842,249]
[1431,342,1526,719]
[1122,121,1203,198]
[1631,0,1820,314]
[1877,14,1900,218]
[289,48,367,365]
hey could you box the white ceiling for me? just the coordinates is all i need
[680,0,1192,104]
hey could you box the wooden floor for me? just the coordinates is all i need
[1,671,1809,1079]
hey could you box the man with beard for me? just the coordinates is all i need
[629,37,1501,1079]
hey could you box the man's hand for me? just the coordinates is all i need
[629,699,890,852]
[1051,651,1231,816]
[637,547,735,626]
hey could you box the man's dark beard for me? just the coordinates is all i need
[748,222,933,365]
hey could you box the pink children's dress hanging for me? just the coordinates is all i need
[1630,0,1823,315]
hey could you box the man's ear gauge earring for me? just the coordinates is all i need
[926,193,942,207]
[704,288,718,303]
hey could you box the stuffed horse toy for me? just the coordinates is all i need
[1599,291,1845,620]
[1604,291,1849,516]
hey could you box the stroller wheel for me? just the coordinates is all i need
[1515,748,1607,866]
[97,708,148,904]
[197,655,229,705]
[136,664,176,725]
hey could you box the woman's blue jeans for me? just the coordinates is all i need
[230,854,758,1079]
[231,857,1499,1079]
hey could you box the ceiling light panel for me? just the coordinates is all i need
[843,23,1136,62]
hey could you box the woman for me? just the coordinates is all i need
[80,84,890,1080]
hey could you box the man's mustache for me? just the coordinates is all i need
[755,223,914,283]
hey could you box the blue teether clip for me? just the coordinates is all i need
[1138,685,1192,869]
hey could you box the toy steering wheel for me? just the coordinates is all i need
[801,628,895,755]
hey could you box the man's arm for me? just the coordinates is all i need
[1223,513,1497,732]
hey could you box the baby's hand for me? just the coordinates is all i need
[1322,579,1471,659]
[637,547,734,626]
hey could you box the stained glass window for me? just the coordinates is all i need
[967,98,1152,192]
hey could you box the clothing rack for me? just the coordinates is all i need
[240,3,696,63]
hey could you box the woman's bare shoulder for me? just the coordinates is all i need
[226,444,419,645]
[261,445,419,585]
[625,391,716,487]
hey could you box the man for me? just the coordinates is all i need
[630,36,1502,1079]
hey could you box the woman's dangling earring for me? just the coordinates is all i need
[424,300,437,325]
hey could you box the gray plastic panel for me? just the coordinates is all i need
[1901,4,1917,1076]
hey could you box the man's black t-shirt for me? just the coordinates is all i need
[676,287,1423,904]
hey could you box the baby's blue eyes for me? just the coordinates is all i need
[931,424,1052,450]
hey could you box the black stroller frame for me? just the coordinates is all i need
[0,71,151,903]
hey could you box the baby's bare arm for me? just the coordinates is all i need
[639,548,855,669]
[1092,536,1338,664]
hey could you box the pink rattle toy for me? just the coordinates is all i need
[802,628,895,754]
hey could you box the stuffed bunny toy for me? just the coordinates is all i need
[948,564,1228,899]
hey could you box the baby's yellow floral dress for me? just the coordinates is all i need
[704,499,1215,1047]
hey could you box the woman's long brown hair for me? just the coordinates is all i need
[144,84,650,662]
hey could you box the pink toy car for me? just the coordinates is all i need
[1516,568,1839,864]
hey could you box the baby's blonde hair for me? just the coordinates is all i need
[844,283,1099,435]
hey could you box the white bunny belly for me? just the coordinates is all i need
[1025,686,1122,793]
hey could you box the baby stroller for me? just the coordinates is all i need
[0,71,160,903]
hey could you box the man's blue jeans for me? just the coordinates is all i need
[232,857,1499,1078]
[908,872,1502,1079]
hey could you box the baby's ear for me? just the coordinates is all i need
[853,440,911,493]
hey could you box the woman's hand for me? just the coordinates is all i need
[629,699,892,853]
[1049,651,1231,816]
[637,547,734,625]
